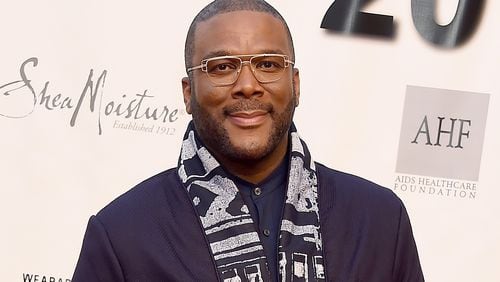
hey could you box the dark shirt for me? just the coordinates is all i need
[232,156,288,282]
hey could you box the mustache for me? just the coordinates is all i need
[223,100,273,115]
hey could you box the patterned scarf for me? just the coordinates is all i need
[177,122,325,281]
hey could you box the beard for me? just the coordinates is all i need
[190,89,296,163]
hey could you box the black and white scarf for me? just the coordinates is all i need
[178,122,325,281]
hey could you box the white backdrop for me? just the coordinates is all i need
[1,1,499,281]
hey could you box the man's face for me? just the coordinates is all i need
[182,11,300,163]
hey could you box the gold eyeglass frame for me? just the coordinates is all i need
[186,53,295,86]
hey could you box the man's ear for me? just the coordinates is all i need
[293,68,300,107]
[181,77,192,114]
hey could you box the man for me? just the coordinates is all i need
[73,1,424,281]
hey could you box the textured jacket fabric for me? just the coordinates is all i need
[72,164,424,282]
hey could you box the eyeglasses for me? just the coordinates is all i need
[187,54,294,86]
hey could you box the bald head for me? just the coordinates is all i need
[184,0,295,71]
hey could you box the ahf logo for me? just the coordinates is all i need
[411,116,471,149]
[396,86,489,181]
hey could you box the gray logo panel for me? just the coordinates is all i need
[396,86,490,181]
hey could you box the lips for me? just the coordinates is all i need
[223,100,273,128]
[227,110,269,127]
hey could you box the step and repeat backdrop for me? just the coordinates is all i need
[1,1,499,281]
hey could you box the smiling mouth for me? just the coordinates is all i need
[227,110,269,127]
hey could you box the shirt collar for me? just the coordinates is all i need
[232,153,289,197]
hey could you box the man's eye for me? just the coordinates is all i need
[208,63,237,73]
[261,61,275,68]
[216,64,232,70]
[255,60,282,72]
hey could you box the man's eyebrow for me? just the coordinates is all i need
[202,49,289,60]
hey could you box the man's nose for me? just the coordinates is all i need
[231,62,264,98]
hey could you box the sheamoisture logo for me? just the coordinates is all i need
[0,57,181,135]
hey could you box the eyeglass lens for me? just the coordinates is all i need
[205,55,287,85]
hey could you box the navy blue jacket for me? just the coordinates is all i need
[72,164,424,281]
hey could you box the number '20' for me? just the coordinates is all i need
[321,0,485,48]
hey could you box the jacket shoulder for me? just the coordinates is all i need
[316,162,402,210]
[75,169,219,280]
[95,167,185,224]
[315,163,424,281]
